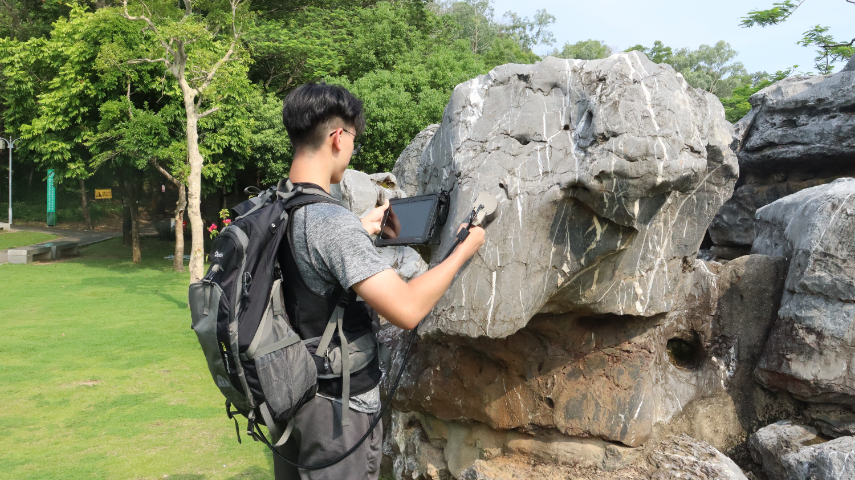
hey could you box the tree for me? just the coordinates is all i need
[625,40,672,64]
[670,41,751,98]
[720,68,794,122]
[120,0,252,282]
[741,0,854,74]
[553,39,613,60]
[501,9,555,52]
[1,5,160,240]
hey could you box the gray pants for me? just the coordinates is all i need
[273,396,382,480]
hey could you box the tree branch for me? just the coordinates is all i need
[820,38,855,48]
[121,0,176,60]
[198,106,220,119]
[150,159,180,186]
[127,57,168,65]
[198,0,242,93]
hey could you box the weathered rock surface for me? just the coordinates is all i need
[403,53,737,339]
[709,64,855,246]
[647,434,748,480]
[807,404,855,438]
[386,255,786,451]
[749,421,855,480]
[393,124,440,197]
[752,178,855,404]
[331,168,405,217]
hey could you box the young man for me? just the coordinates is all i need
[275,83,485,480]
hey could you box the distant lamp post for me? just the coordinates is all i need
[0,137,20,225]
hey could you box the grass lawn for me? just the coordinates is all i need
[0,231,59,250]
[0,237,273,479]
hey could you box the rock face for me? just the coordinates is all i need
[749,421,855,480]
[752,178,855,404]
[406,53,737,339]
[709,65,855,247]
[647,434,748,480]
[384,254,787,464]
[393,124,440,197]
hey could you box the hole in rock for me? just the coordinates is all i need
[840,103,855,114]
[780,118,798,129]
[667,337,702,370]
[545,397,555,409]
[512,133,532,145]
[563,124,571,131]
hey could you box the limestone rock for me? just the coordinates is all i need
[709,65,855,246]
[393,124,440,197]
[390,255,785,448]
[331,168,405,217]
[408,53,737,339]
[752,178,855,404]
[749,421,822,480]
[749,421,855,480]
[807,404,855,438]
[648,434,748,480]
[779,436,855,480]
[329,169,427,283]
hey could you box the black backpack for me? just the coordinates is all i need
[188,179,418,470]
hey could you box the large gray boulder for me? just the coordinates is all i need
[392,124,439,197]
[387,255,787,450]
[404,53,737,339]
[709,64,855,246]
[752,178,855,404]
[749,421,855,480]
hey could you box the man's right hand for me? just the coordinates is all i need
[454,226,485,261]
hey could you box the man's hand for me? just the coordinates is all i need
[361,199,389,235]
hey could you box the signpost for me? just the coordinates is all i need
[95,189,112,199]
[46,169,56,226]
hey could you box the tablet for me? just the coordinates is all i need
[374,194,440,246]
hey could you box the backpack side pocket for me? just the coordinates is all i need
[190,281,248,408]
[246,279,317,423]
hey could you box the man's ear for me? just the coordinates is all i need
[330,127,344,153]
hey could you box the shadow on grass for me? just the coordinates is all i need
[165,465,272,480]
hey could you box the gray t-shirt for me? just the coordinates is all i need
[291,201,390,413]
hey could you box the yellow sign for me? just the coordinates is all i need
[95,189,112,199]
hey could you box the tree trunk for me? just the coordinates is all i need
[80,179,93,230]
[127,180,141,264]
[28,168,34,188]
[174,182,186,273]
[183,87,205,282]
[122,202,132,246]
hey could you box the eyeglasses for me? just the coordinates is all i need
[330,128,361,157]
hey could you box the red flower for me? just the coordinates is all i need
[207,223,217,232]
[223,219,232,225]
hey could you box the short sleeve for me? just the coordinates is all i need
[303,203,392,290]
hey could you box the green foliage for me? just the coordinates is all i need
[552,39,613,60]
[798,25,855,74]
[720,68,795,122]
[741,1,853,73]
[0,0,72,40]
[671,41,751,98]
[625,40,673,64]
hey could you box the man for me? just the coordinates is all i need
[275,83,485,479]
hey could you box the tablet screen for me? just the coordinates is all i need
[379,196,437,244]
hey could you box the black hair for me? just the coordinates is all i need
[281,82,366,154]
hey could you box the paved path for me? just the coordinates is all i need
[0,225,120,264]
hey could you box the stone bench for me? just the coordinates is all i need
[8,240,79,264]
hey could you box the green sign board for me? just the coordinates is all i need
[46,169,56,226]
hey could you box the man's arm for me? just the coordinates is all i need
[352,227,485,330]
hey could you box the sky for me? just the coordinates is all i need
[492,0,855,74]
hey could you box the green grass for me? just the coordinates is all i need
[0,237,273,479]
[0,231,60,250]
